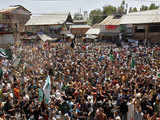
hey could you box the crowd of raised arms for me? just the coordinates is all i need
[0,41,159,120]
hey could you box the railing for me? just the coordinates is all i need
[0,19,12,24]
[0,31,13,34]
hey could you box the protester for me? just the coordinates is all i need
[0,40,159,120]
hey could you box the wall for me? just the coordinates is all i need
[133,24,160,43]
[133,32,160,43]
[25,25,63,33]
[0,34,14,46]
[71,28,89,35]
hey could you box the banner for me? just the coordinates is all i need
[106,25,117,30]
[43,75,51,104]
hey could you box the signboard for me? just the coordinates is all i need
[105,25,117,30]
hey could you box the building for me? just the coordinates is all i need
[73,20,88,25]
[98,15,122,41]
[25,13,73,34]
[0,5,31,46]
[70,24,91,36]
[86,28,100,36]
[85,23,100,41]
[120,9,160,44]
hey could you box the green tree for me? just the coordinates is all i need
[103,5,117,16]
[149,3,159,10]
[116,0,128,14]
[89,9,103,25]
[132,7,138,12]
[140,5,149,11]
[129,7,137,13]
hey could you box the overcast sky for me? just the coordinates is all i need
[1,0,160,15]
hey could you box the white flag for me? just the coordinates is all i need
[43,75,51,104]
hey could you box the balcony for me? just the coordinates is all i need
[0,19,12,24]
[0,24,14,34]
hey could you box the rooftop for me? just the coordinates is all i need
[26,13,72,26]
[70,24,91,28]
[99,15,122,26]
[0,5,31,14]
[73,20,87,23]
[120,9,160,24]
[86,28,100,35]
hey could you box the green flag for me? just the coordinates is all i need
[0,68,3,79]
[131,57,135,69]
[109,48,114,61]
[109,53,114,61]
[5,48,12,60]
[0,48,12,60]
[158,73,160,78]
[38,88,44,102]
[43,76,51,104]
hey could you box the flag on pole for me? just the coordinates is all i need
[109,54,114,61]
[0,49,8,58]
[43,75,51,104]
[0,68,3,80]
[0,48,12,60]
[38,88,44,102]
[109,48,114,61]
[131,57,135,69]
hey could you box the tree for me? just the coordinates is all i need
[103,5,117,16]
[116,0,128,14]
[140,5,149,11]
[74,13,83,20]
[129,7,138,13]
[89,9,103,25]
[132,7,138,12]
[149,3,159,10]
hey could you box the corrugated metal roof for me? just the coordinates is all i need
[0,5,31,14]
[38,33,57,42]
[73,20,87,23]
[70,24,90,28]
[86,28,100,35]
[0,6,19,13]
[120,9,160,24]
[92,24,100,28]
[26,13,69,26]
[99,15,121,25]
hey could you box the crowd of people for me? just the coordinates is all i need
[0,40,159,120]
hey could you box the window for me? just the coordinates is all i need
[149,25,160,32]
[127,28,132,33]
[135,26,145,33]
[113,15,122,19]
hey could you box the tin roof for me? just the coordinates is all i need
[86,28,100,35]
[73,20,87,23]
[120,9,160,24]
[99,15,121,26]
[0,5,31,14]
[70,24,91,28]
[26,13,71,26]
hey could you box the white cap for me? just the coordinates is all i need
[115,116,121,120]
